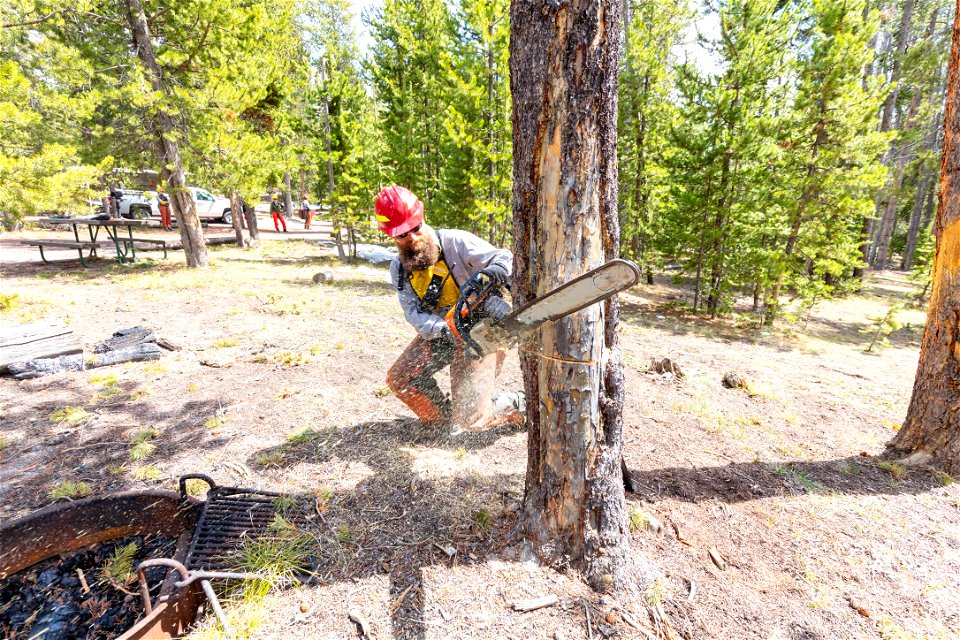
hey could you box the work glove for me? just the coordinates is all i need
[479,264,510,286]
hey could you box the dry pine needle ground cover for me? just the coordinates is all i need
[0,235,958,640]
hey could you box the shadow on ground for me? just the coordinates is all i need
[245,418,526,640]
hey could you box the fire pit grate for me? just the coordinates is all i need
[136,474,299,635]
[181,474,284,571]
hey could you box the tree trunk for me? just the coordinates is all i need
[124,0,207,268]
[510,0,653,592]
[245,200,260,245]
[283,172,294,223]
[888,9,960,475]
[228,190,248,248]
[871,0,917,268]
[902,163,931,270]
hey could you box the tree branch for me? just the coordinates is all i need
[174,20,212,74]
[1,10,61,29]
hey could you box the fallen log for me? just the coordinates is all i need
[94,326,155,353]
[0,319,82,373]
[7,343,161,379]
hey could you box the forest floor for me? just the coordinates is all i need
[0,226,958,640]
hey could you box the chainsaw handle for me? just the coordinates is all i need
[452,296,486,360]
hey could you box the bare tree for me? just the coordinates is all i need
[511,0,656,591]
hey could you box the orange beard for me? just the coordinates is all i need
[398,233,440,272]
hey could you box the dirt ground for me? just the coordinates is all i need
[1,222,958,640]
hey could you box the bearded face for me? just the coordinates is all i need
[397,231,439,272]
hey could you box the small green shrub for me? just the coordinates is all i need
[49,481,93,500]
[50,406,92,426]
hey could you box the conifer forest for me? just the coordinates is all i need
[2,0,954,319]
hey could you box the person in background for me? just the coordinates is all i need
[270,193,287,233]
[301,194,312,230]
[157,189,173,231]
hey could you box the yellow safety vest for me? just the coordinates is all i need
[409,258,460,311]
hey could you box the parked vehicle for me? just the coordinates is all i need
[115,187,234,224]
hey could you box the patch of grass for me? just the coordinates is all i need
[0,292,20,311]
[265,293,304,316]
[183,478,209,497]
[129,441,156,461]
[49,481,93,500]
[876,617,915,640]
[628,508,648,533]
[212,338,238,348]
[141,361,168,376]
[930,469,954,486]
[205,414,229,429]
[336,524,353,544]
[454,446,468,460]
[645,581,667,607]
[130,386,152,400]
[90,385,123,404]
[273,495,295,514]
[841,461,862,476]
[287,427,318,445]
[186,382,200,392]
[877,461,907,480]
[50,406,92,426]
[472,507,493,536]
[101,542,138,589]
[309,343,322,355]
[256,450,285,468]
[129,429,159,461]
[268,514,299,537]
[274,350,312,367]
[250,354,270,364]
[773,465,826,494]
[881,420,902,432]
[313,487,333,512]
[0,435,10,452]
[743,380,780,401]
[131,465,163,481]
[89,372,119,386]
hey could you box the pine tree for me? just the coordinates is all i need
[367,0,455,222]
[617,0,688,283]
[444,0,512,244]
[665,0,794,315]
[768,0,888,317]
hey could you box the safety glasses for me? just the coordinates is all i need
[395,224,422,240]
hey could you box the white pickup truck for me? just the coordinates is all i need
[116,187,235,224]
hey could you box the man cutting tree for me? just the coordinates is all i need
[377,185,525,432]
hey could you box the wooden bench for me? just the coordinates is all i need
[20,239,99,267]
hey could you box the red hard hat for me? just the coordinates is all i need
[375,186,423,237]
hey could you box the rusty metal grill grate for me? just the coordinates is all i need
[180,474,283,571]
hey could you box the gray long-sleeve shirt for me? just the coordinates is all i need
[389,224,512,340]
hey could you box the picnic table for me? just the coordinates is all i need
[24,217,166,267]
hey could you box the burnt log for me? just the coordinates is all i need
[0,319,82,373]
[95,326,155,353]
[7,343,161,379]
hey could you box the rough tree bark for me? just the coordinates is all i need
[228,190,249,248]
[888,8,960,475]
[870,0,917,268]
[124,0,207,268]
[511,0,655,592]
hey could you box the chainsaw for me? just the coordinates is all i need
[445,259,642,360]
